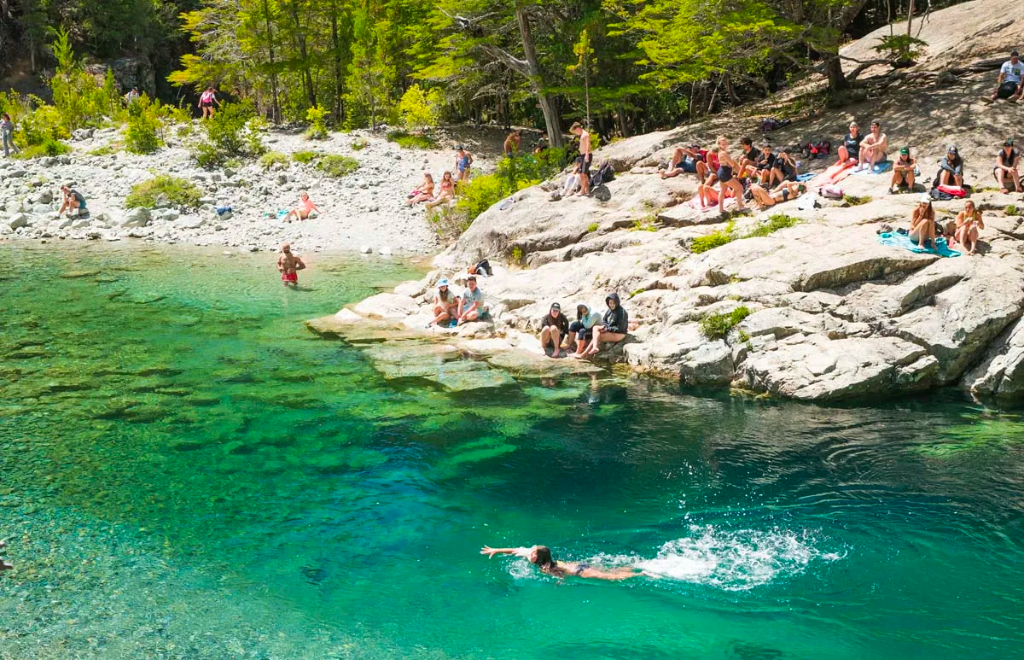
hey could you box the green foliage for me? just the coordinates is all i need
[387,129,436,149]
[691,221,737,253]
[351,138,368,151]
[873,34,928,65]
[124,95,162,155]
[427,205,472,243]
[125,176,203,210]
[293,151,319,164]
[305,105,330,140]
[843,194,871,206]
[398,84,443,130]
[260,151,290,170]
[745,213,799,238]
[699,306,751,340]
[1005,204,1021,217]
[86,144,118,157]
[511,246,525,265]
[587,222,600,233]
[49,28,116,131]
[317,155,360,178]
[19,105,69,146]
[189,102,264,167]
[15,139,71,159]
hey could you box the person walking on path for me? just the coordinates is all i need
[1,113,18,158]
[199,86,220,119]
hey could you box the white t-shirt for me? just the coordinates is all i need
[1001,60,1023,84]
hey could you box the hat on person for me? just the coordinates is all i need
[550,302,561,311]
[437,278,450,288]
[918,193,931,203]
[1005,138,1015,147]
[948,145,958,154]
[900,147,909,155]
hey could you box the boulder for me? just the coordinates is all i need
[121,208,151,228]
[352,293,420,320]
[8,213,29,230]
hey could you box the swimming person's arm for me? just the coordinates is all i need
[480,546,531,558]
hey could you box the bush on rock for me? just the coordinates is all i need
[317,155,359,178]
[126,175,203,210]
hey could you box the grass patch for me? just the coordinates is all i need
[699,306,751,340]
[316,155,359,178]
[745,213,800,238]
[691,221,737,253]
[259,151,289,170]
[587,222,599,233]
[511,246,525,265]
[125,175,203,209]
[387,129,436,149]
[351,138,368,151]
[292,150,319,164]
[1006,204,1022,217]
[86,144,119,157]
[15,139,71,159]
[843,194,871,206]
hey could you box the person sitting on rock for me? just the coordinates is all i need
[457,275,486,325]
[748,181,806,210]
[910,194,937,249]
[568,302,603,358]
[405,173,435,206]
[504,130,522,158]
[58,184,86,217]
[428,278,458,327]
[660,145,703,180]
[560,158,583,198]
[426,171,456,210]
[890,147,917,193]
[857,120,888,171]
[579,293,628,358]
[837,122,863,167]
[738,137,759,177]
[953,200,985,255]
[990,51,1024,102]
[283,192,319,223]
[539,302,569,357]
[754,144,777,185]
[714,136,747,214]
[277,243,306,287]
[935,146,965,188]
[533,136,548,156]
[769,150,797,187]
[994,138,1022,193]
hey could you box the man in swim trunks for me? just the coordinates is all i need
[738,137,760,177]
[277,243,306,287]
[990,51,1024,102]
[503,130,522,158]
[660,145,703,179]
[455,146,474,183]
[754,144,777,184]
[571,122,592,196]
[994,138,1022,193]
[857,120,887,171]
[480,545,649,581]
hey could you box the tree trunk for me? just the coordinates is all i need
[285,2,317,109]
[516,6,562,147]
[261,0,280,123]
[826,54,848,93]
[330,11,344,123]
[616,104,628,138]
[906,0,915,38]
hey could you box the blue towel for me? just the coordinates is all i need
[796,173,815,182]
[878,232,961,257]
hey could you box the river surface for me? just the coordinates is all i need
[1,242,1022,660]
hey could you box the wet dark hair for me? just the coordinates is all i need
[532,546,566,576]
[741,136,753,147]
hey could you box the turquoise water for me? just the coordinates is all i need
[1,242,1023,659]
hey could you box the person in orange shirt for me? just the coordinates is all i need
[283,192,320,223]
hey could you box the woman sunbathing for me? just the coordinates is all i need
[405,173,435,205]
[910,194,937,249]
[283,192,319,223]
[953,200,985,255]
[749,181,806,210]
[425,171,456,209]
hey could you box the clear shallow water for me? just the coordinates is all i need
[1,243,1023,660]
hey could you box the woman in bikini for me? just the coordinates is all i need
[405,173,435,206]
[953,200,985,255]
[909,194,937,248]
[714,136,747,214]
[749,181,806,210]
[480,545,649,581]
[198,86,219,120]
[283,192,319,223]
[426,171,456,209]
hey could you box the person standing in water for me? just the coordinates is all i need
[480,545,648,581]
[277,243,306,287]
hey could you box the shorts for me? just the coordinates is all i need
[677,158,697,173]
[282,271,298,283]
[717,165,733,183]
[200,101,214,108]
[581,154,592,177]
[998,81,1020,99]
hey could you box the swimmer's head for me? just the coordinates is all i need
[281,243,291,253]
[531,545,554,567]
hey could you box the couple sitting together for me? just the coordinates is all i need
[908,196,985,255]
[538,294,628,359]
[429,275,488,327]
[406,171,458,210]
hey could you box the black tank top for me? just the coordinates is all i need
[844,133,863,154]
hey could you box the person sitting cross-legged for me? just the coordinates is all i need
[539,302,569,357]
[990,50,1024,102]
[890,147,916,193]
[994,138,1022,194]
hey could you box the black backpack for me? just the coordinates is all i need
[590,162,615,187]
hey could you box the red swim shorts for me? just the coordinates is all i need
[282,271,298,283]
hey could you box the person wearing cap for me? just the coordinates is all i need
[890,147,917,193]
[454,146,473,183]
[429,278,459,327]
[909,194,937,249]
[994,138,1022,193]
[539,303,569,357]
[457,275,486,325]
[990,51,1024,102]
[857,120,888,171]
[936,146,964,188]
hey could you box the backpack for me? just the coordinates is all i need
[930,188,955,201]
[807,140,832,159]
[935,184,966,198]
[819,185,844,199]
[590,162,615,187]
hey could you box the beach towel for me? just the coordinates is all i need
[872,160,892,174]
[878,232,961,257]
[796,173,815,182]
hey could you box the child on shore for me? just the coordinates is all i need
[277,243,306,287]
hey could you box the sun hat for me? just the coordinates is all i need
[918,193,931,203]
[437,278,450,288]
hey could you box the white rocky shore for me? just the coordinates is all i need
[0,125,495,255]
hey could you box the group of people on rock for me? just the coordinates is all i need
[404,146,474,210]
[537,294,629,359]
[909,196,986,255]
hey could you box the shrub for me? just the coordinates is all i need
[317,155,359,178]
[125,175,203,209]
[699,306,751,340]
[387,129,436,149]
[691,221,737,253]
[745,213,799,238]
[188,102,265,167]
[398,84,443,130]
[351,138,368,151]
[511,246,525,265]
[49,29,112,130]
[427,205,472,243]
[15,139,71,159]
[20,104,69,145]
[260,151,290,170]
[843,194,871,206]
[1006,204,1022,217]
[305,105,329,140]
[587,222,599,232]
[124,95,162,154]
[293,150,319,164]
[86,144,117,157]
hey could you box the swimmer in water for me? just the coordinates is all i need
[480,544,650,581]
[0,539,11,572]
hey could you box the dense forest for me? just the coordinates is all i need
[0,0,962,142]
